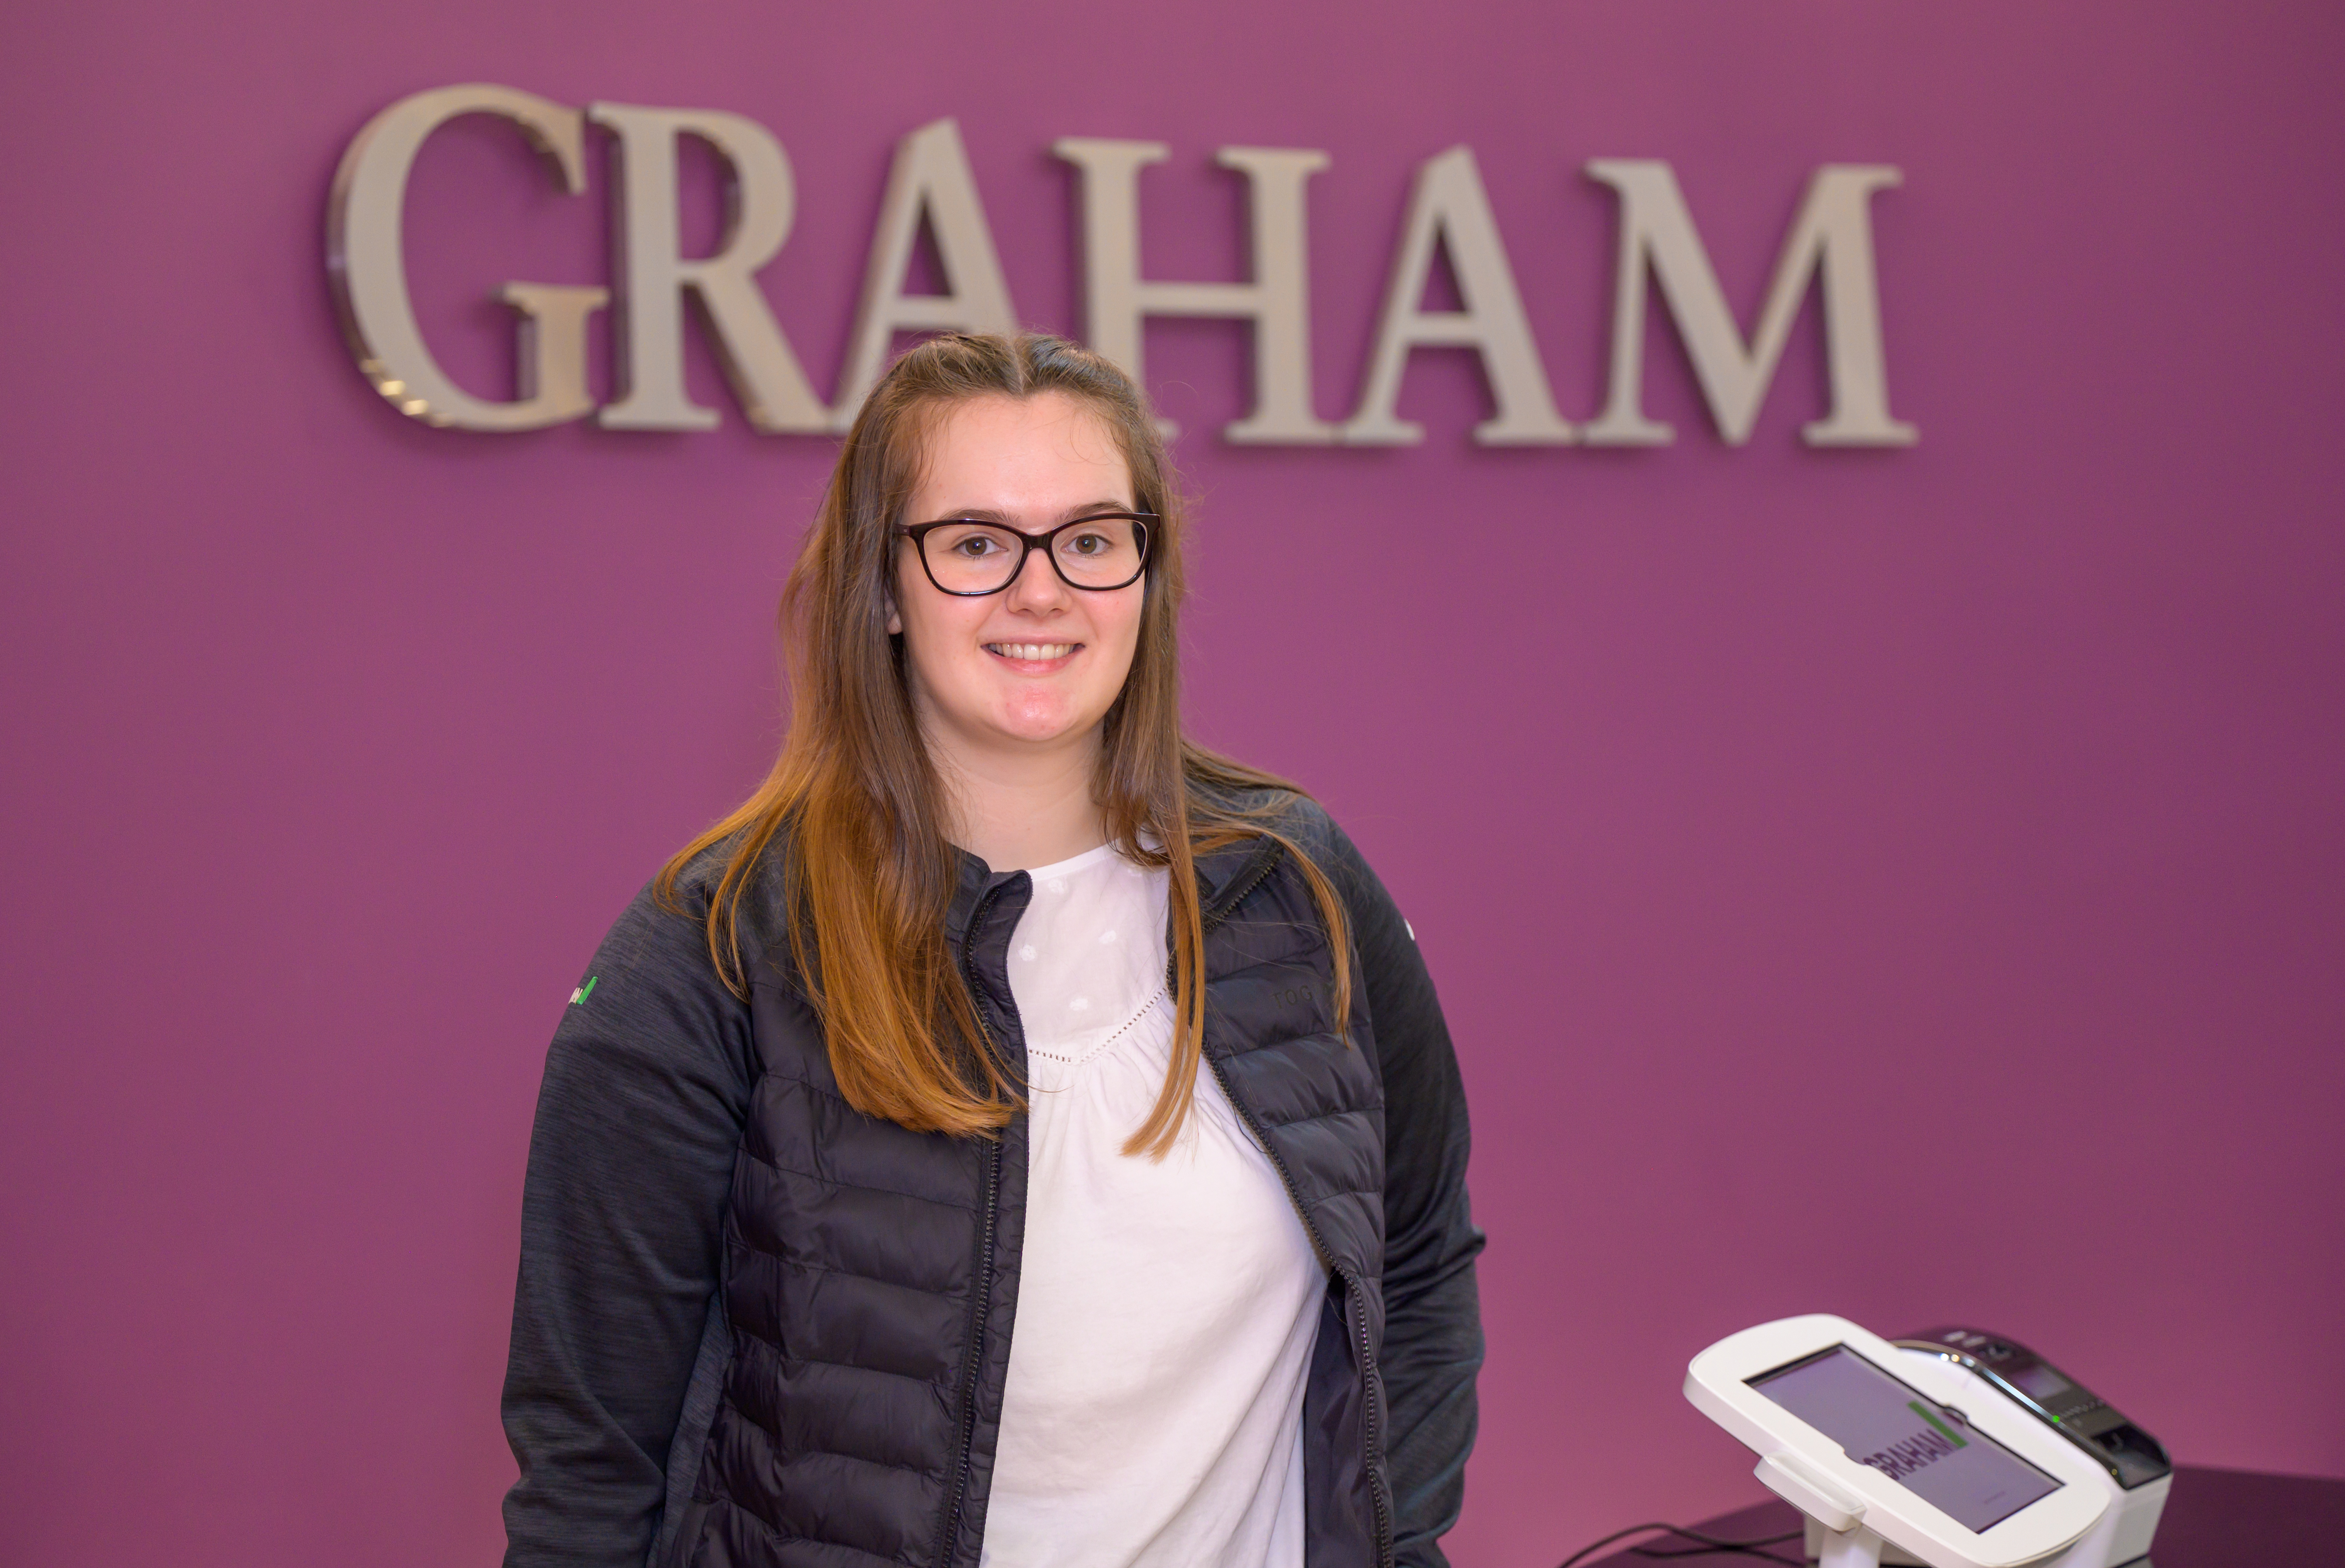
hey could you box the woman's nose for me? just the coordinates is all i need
[1004,543,1069,608]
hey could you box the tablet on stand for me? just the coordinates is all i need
[1686,1316,2114,1568]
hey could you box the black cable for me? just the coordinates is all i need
[1652,1537,1801,1564]
[1633,1526,1807,1561]
[1556,1521,1809,1568]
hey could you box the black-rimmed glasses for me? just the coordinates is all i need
[899,512,1154,596]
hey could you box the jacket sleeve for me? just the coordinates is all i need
[1322,820,1487,1568]
[500,874,758,1568]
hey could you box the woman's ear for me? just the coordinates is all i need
[885,585,902,637]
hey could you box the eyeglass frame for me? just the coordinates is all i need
[896,511,1156,596]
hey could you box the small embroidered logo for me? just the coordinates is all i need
[569,976,598,1005]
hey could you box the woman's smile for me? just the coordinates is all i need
[985,640,1081,670]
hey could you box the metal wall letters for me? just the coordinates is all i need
[325,84,1918,446]
[1343,146,1575,446]
[1583,160,1916,446]
[1055,138,1336,443]
[834,120,1020,430]
[328,84,607,431]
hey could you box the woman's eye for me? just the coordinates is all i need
[1067,532,1106,555]
[949,533,1002,557]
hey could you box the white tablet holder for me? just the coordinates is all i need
[1685,1316,2116,1568]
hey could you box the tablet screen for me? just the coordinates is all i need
[1750,1346,2061,1532]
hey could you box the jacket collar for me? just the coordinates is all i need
[945,850,1029,950]
[1193,833,1286,922]
[942,831,1285,946]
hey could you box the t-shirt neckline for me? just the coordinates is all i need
[1016,840,1127,882]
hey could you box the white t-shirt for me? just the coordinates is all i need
[978,842,1325,1568]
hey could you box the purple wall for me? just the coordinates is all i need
[4,3,2340,1565]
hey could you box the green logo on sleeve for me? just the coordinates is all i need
[569,976,598,1005]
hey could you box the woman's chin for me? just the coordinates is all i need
[984,697,1099,749]
[990,717,1087,748]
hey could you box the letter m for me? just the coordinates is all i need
[1583,160,1916,447]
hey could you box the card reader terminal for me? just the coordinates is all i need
[1896,1328,2170,1491]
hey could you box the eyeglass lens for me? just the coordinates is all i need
[920,517,1146,592]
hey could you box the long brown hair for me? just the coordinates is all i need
[660,332,1348,1158]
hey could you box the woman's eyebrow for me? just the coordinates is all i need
[931,500,1137,524]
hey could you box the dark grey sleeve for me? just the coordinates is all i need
[501,876,758,1568]
[1326,822,1487,1568]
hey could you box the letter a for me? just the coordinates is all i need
[1343,146,1573,446]
[832,119,1019,428]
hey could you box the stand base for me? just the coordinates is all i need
[1804,1515,2158,1568]
[1816,1524,1883,1568]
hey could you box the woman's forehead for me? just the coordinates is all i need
[911,393,1133,511]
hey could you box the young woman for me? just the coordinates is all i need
[500,333,1483,1568]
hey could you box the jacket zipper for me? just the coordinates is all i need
[1200,1046,1394,1568]
[1192,841,1396,1568]
[1352,1267,1395,1568]
[1199,838,1285,938]
[938,884,1007,1568]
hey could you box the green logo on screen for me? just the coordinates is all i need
[1857,1403,1970,1482]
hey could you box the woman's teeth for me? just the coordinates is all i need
[988,642,1075,661]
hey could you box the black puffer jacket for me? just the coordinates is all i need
[501,795,1484,1568]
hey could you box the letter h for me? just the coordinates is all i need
[1052,139,1334,442]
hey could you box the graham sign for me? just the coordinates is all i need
[327,83,1918,448]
